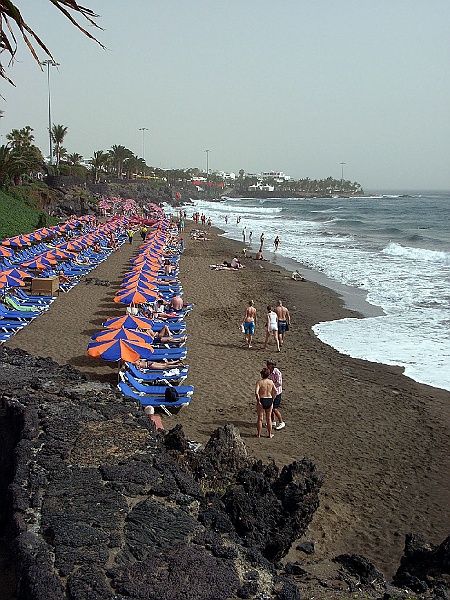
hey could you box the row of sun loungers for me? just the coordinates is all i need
[0,219,130,343]
[114,224,194,414]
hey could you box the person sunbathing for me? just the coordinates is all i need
[230,257,244,269]
[58,270,71,284]
[291,269,305,281]
[134,358,186,370]
[139,324,186,345]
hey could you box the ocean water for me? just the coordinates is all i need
[187,192,450,392]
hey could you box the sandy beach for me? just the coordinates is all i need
[5,220,450,577]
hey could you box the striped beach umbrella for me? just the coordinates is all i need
[113,289,160,305]
[0,246,13,257]
[102,315,157,330]
[0,273,26,287]
[91,327,154,344]
[87,338,154,362]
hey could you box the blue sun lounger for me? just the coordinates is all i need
[117,381,192,411]
[126,362,189,384]
[148,347,187,360]
[0,305,41,320]
[122,369,190,389]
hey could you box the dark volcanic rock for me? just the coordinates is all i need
[222,459,322,561]
[393,534,450,594]
[2,347,448,600]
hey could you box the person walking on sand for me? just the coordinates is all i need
[243,300,257,348]
[275,299,290,346]
[266,359,286,430]
[264,305,280,351]
[274,235,280,251]
[255,367,278,438]
[127,228,134,244]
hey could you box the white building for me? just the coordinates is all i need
[260,171,291,182]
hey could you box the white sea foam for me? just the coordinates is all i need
[382,242,450,265]
[189,196,450,392]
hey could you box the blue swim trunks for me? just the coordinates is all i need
[244,322,255,335]
[278,320,287,334]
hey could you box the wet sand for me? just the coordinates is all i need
[6,221,450,577]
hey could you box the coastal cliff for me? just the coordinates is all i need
[0,347,448,599]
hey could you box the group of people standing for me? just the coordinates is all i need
[241,299,290,438]
[255,360,285,438]
[242,299,290,351]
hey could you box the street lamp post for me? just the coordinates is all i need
[139,127,148,161]
[42,59,59,165]
[340,162,346,191]
[205,149,210,196]
[205,149,209,178]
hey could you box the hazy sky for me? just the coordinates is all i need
[1,1,449,190]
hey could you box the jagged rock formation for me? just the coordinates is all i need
[0,347,448,599]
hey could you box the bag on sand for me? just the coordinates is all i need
[164,387,180,403]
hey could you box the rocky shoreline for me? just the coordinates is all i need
[0,347,448,599]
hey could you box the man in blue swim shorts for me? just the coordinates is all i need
[242,300,257,348]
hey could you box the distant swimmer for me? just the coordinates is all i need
[274,236,280,251]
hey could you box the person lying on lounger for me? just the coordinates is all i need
[58,270,71,284]
[138,324,186,344]
[133,358,186,370]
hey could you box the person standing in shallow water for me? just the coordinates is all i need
[243,300,257,348]
[274,235,280,251]
[255,367,278,438]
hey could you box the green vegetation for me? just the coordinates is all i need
[0,188,57,239]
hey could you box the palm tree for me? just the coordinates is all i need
[67,153,83,166]
[0,144,13,187]
[108,145,133,179]
[0,140,42,187]
[6,126,35,149]
[51,124,68,168]
[90,150,107,183]
[0,1,104,84]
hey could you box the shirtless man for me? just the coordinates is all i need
[275,300,291,346]
[169,295,184,311]
[243,300,257,348]
[255,367,278,438]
